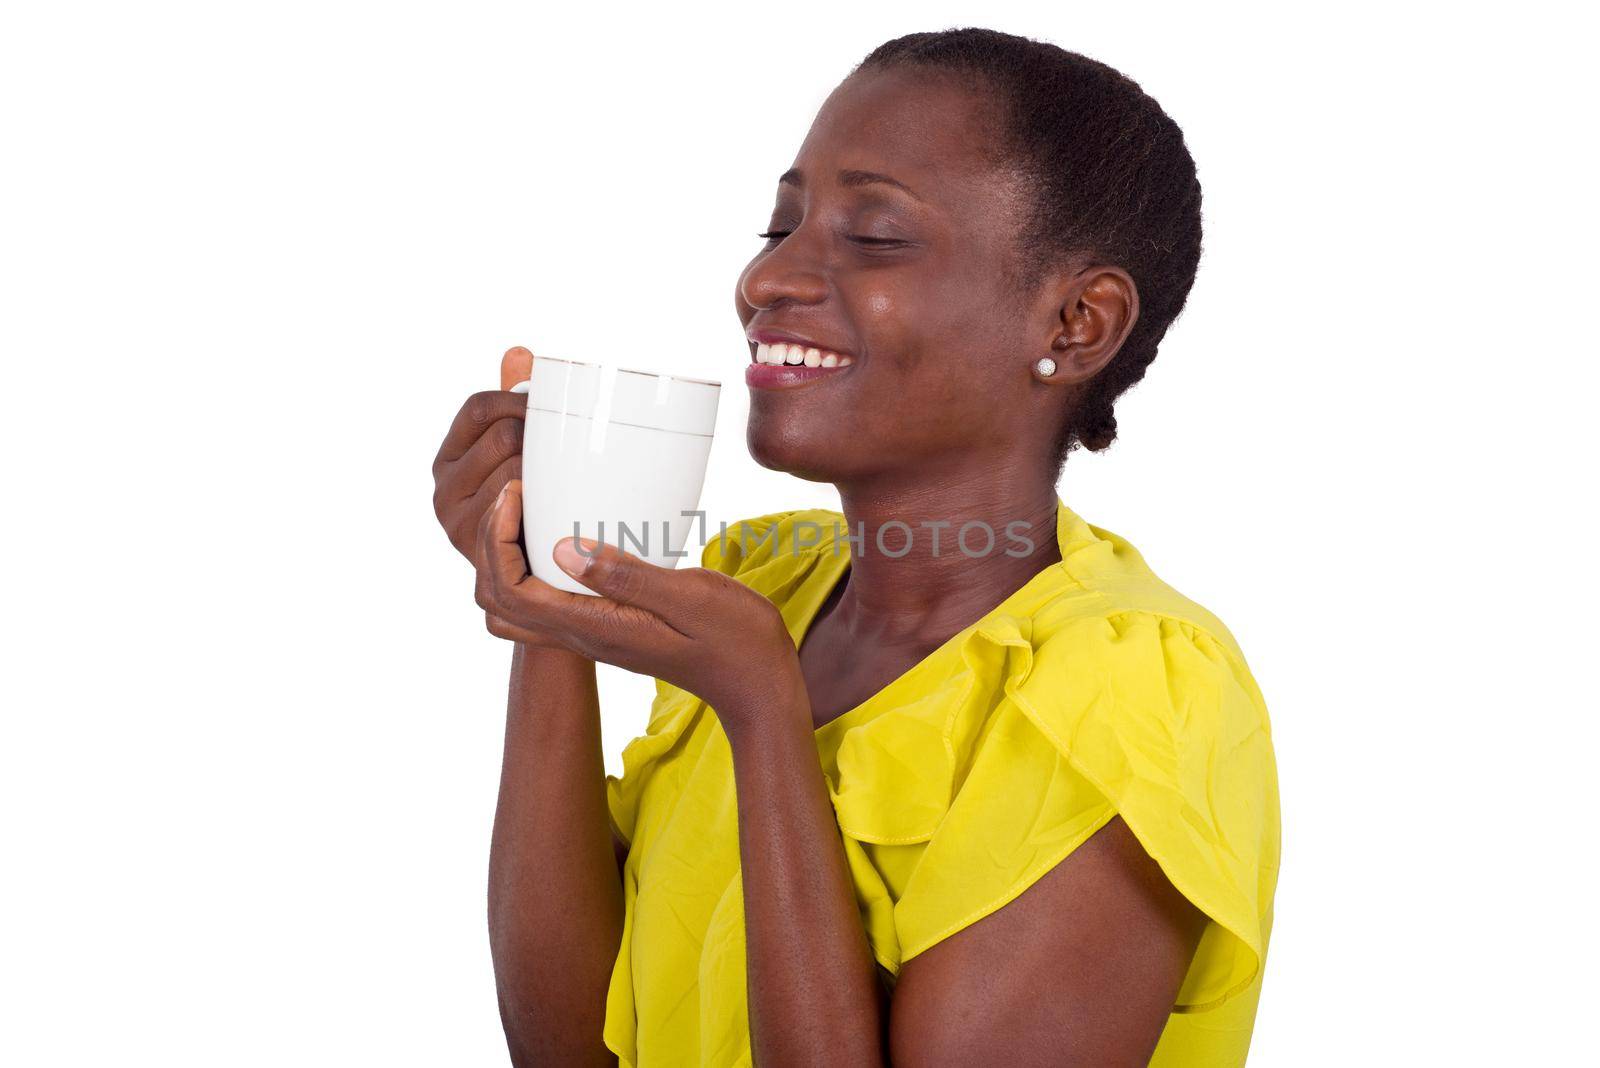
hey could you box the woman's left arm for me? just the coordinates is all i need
[719,686,889,1067]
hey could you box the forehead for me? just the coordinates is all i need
[790,68,1011,199]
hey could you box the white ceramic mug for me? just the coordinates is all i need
[514,358,721,596]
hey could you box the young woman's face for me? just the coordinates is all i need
[735,69,1069,485]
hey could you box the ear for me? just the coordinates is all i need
[1034,266,1140,386]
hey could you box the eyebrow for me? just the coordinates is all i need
[777,167,922,201]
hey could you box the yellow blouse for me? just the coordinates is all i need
[603,498,1280,1067]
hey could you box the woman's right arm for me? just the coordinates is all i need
[488,642,623,1067]
[432,357,623,1065]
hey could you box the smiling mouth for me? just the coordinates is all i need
[745,341,858,390]
[752,341,855,369]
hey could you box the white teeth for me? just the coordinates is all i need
[752,340,855,368]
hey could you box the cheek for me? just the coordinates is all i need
[863,277,996,389]
[858,283,933,378]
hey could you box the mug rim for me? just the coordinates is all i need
[534,355,721,390]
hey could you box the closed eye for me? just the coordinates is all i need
[757,231,908,248]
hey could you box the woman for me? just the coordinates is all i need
[432,27,1279,1068]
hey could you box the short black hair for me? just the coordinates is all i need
[852,28,1204,464]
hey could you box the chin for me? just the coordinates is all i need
[745,414,842,483]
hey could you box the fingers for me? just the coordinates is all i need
[436,429,522,562]
[434,390,526,470]
[441,409,524,501]
[474,486,563,645]
[481,480,532,586]
[454,452,521,557]
[477,482,683,666]
[500,346,534,391]
[551,536,702,633]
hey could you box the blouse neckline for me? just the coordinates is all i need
[783,497,1080,746]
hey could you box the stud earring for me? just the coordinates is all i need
[1035,356,1058,377]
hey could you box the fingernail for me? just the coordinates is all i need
[496,482,511,505]
[553,536,599,575]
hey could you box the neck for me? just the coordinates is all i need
[825,465,1064,645]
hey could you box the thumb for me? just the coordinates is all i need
[500,346,534,391]
[553,536,682,618]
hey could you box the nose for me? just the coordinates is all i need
[738,233,828,310]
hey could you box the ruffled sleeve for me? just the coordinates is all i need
[845,608,1278,1013]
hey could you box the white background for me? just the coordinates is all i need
[3,2,1594,1064]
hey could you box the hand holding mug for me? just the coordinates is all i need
[476,479,804,721]
[431,346,535,566]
